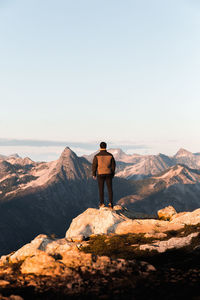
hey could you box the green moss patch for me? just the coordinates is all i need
[81,233,156,260]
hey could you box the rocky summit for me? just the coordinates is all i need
[65,205,155,241]
[0,205,200,300]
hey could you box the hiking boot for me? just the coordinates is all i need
[99,203,105,209]
[108,203,113,209]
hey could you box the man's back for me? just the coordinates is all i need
[92,150,115,176]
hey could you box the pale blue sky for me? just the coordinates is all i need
[1,0,200,160]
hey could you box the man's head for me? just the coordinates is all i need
[100,141,107,149]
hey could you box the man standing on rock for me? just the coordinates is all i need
[92,142,116,209]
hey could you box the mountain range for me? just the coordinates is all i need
[1,146,200,256]
[0,147,133,255]
[84,147,200,179]
[118,164,200,214]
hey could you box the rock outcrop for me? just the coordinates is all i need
[171,208,200,225]
[65,205,155,241]
[66,205,200,241]
[139,232,199,253]
[0,205,200,300]
[0,234,156,299]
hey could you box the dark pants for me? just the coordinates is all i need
[97,175,113,206]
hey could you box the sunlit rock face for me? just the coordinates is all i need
[65,205,200,241]
[2,205,199,275]
[139,232,199,253]
[65,206,154,241]
[0,234,154,279]
[157,206,177,221]
[170,208,200,225]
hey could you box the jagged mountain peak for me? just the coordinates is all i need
[0,153,20,160]
[109,148,126,155]
[108,148,128,160]
[174,148,193,157]
[108,148,142,164]
[22,157,34,165]
[54,146,90,180]
[59,147,78,160]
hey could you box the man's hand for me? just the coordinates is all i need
[93,176,96,180]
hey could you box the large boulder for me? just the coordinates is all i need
[2,234,74,265]
[157,206,177,221]
[20,251,64,276]
[65,206,154,241]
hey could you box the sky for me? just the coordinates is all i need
[1,0,200,161]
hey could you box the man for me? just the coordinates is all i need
[92,142,116,209]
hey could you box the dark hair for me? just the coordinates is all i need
[100,142,107,149]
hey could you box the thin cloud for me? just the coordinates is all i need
[0,138,95,149]
[0,138,151,151]
[108,141,151,151]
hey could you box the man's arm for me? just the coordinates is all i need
[92,155,98,177]
[111,155,116,177]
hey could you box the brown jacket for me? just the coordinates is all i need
[92,150,116,176]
